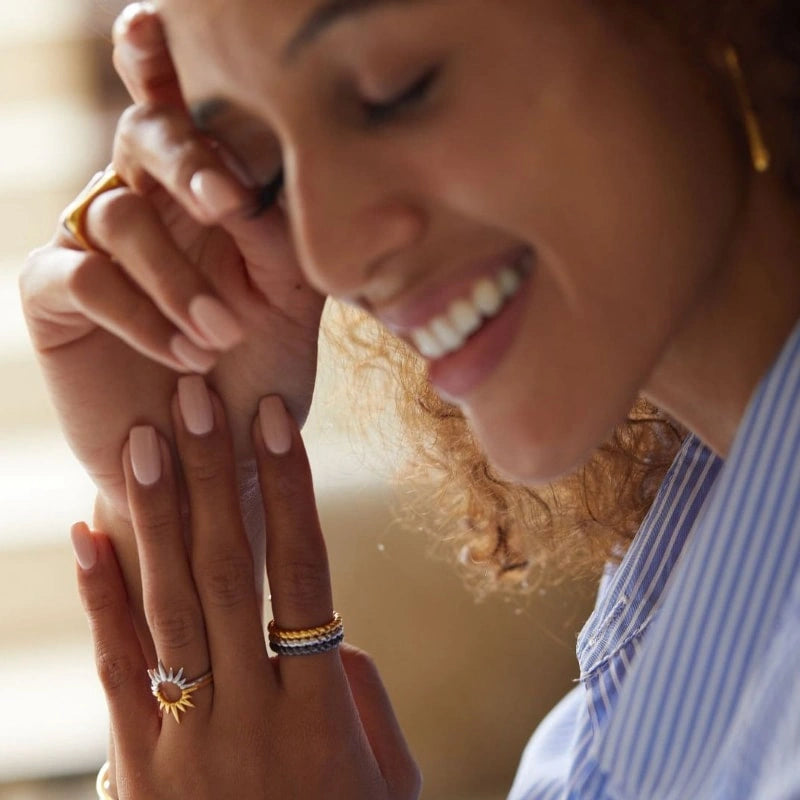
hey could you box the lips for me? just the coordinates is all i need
[374,245,535,399]
[377,246,532,344]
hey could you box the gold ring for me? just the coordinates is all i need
[267,611,343,641]
[268,612,344,656]
[60,166,127,251]
[147,661,214,724]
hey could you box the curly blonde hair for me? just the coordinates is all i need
[325,0,800,596]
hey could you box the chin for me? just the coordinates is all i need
[464,403,604,487]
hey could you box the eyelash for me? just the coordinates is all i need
[251,168,285,216]
[362,66,440,125]
[249,67,440,215]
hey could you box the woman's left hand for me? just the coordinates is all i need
[71,377,421,799]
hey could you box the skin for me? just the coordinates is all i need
[156,0,800,482]
[20,0,800,795]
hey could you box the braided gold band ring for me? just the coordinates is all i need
[268,612,344,656]
[60,166,126,251]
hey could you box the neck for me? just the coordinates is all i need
[644,174,800,457]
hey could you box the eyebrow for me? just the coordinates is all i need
[284,0,405,62]
[190,0,411,125]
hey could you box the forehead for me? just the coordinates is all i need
[154,0,294,108]
[156,0,412,105]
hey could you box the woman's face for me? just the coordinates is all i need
[159,0,742,483]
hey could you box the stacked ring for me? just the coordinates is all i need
[268,612,344,656]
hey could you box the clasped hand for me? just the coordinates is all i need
[74,378,420,799]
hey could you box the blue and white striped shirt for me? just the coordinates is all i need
[509,320,800,800]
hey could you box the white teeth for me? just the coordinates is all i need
[449,299,482,337]
[499,267,521,298]
[412,328,446,360]
[409,256,529,361]
[472,278,503,316]
[430,317,463,353]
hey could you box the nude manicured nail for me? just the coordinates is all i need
[189,296,244,350]
[170,334,216,373]
[190,169,242,220]
[70,522,97,571]
[130,426,162,486]
[178,375,214,436]
[113,2,156,41]
[259,396,292,456]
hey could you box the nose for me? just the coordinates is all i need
[284,135,426,301]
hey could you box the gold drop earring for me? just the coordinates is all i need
[723,44,772,173]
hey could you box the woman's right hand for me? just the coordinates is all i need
[19,3,325,519]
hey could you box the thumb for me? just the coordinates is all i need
[340,644,422,797]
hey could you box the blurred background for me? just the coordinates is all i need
[0,2,593,798]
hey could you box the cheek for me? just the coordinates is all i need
[459,271,645,485]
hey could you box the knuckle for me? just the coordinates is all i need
[182,452,229,487]
[271,471,311,511]
[81,580,118,617]
[117,101,160,142]
[149,606,201,650]
[279,557,329,614]
[198,554,253,608]
[95,647,136,693]
[65,253,106,301]
[90,189,143,243]
[134,506,177,543]
[19,247,49,303]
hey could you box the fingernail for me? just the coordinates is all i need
[178,375,214,436]
[190,169,243,220]
[113,2,156,42]
[170,334,217,373]
[129,425,162,486]
[70,522,97,571]
[189,296,244,350]
[259,396,292,455]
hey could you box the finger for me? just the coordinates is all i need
[63,247,216,373]
[22,242,203,372]
[123,427,213,723]
[340,645,421,797]
[84,186,244,352]
[113,102,252,226]
[71,522,158,758]
[253,396,340,684]
[112,3,184,108]
[170,377,271,686]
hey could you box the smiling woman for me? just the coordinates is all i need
[18,0,800,797]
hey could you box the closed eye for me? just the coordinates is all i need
[363,66,440,125]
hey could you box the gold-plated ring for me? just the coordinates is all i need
[267,612,343,641]
[60,166,127,251]
[148,661,214,724]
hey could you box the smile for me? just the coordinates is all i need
[410,250,533,360]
